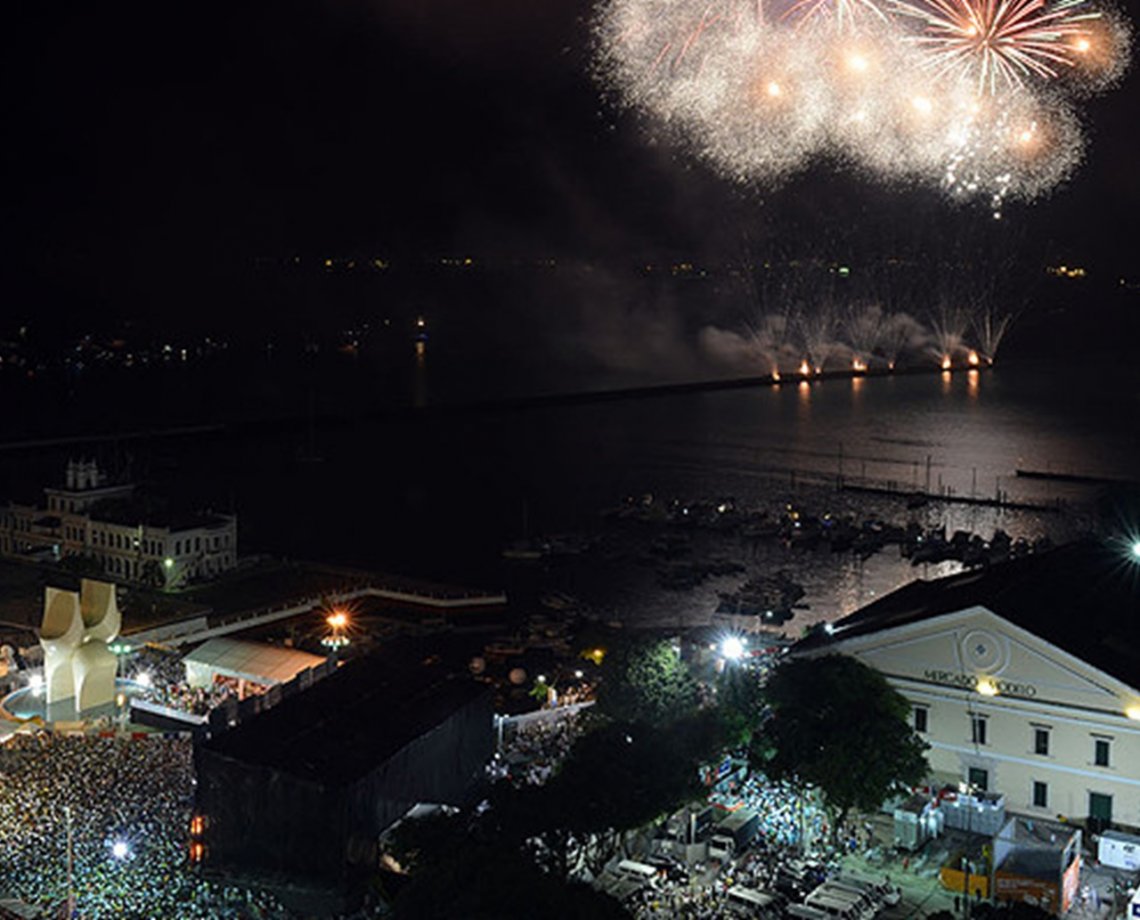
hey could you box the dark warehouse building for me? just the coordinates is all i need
[194,644,494,886]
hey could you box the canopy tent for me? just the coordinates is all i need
[183,637,325,691]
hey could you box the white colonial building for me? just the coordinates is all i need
[795,540,1140,831]
[0,459,237,589]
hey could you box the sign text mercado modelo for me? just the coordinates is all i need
[923,670,1038,698]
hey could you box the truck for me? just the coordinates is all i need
[717,809,761,852]
[1098,830,1140,871]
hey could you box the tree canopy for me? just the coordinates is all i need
[593,635,699,725]
[390,840,629,920]
[762,654,929,831]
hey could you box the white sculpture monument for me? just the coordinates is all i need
[40,579,121,715]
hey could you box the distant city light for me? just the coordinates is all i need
[721,636,746,660]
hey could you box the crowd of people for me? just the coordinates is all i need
[0,732,292,918]
[726,773,831,849]
[125,647,235,716]
[142,680,236,716]
[488,707,586,787]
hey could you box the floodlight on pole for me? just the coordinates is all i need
[322,609,350,649]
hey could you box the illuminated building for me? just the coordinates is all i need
[0,459,237,588]
[795,540,1140,830]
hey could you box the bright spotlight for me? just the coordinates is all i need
[1131,540,1140,561]
[136,672,152,688]
[721,636,745,660]
[111,840,130,860]
[326,611,348,629]
[976,678,999,697]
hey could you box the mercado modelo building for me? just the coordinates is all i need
[795,539,1140,831]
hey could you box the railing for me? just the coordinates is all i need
[127,582,507,648]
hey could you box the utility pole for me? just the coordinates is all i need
[64,804,75,918]
[962,854,970,920]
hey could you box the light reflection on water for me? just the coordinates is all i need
[537,361,1137,629]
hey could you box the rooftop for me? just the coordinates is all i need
[183,637,326,686]
[198,639,491,786]
[796,539,1140,689]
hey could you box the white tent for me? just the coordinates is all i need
[183,637,325,691]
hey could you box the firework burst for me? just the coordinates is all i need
[893,0,1105,93]
[593,0,1129,204]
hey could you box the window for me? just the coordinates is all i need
[971,715,988,745]
[914,707,928,733]
[967,767,989,792]
[1094,738,1111,767]
[1033,781,1048,808]
[1034,728,1050,756]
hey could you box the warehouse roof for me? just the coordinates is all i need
[198,639,491,786]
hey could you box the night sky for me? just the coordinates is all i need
[3,0,1139,330]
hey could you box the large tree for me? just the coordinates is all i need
[494,713,724,878]
[389,833,629,920]
[715,661,768,752]
[762,654,929,838]
[593,635,699,725]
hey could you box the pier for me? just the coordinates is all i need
[837,480,1063,513]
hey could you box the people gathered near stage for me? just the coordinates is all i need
[125,646,235,716]
[489,707,586,788]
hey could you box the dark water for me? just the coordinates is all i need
[5,352,1134,626]
[2,269,1139,632]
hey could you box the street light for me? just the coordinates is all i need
[322,610,350,650]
